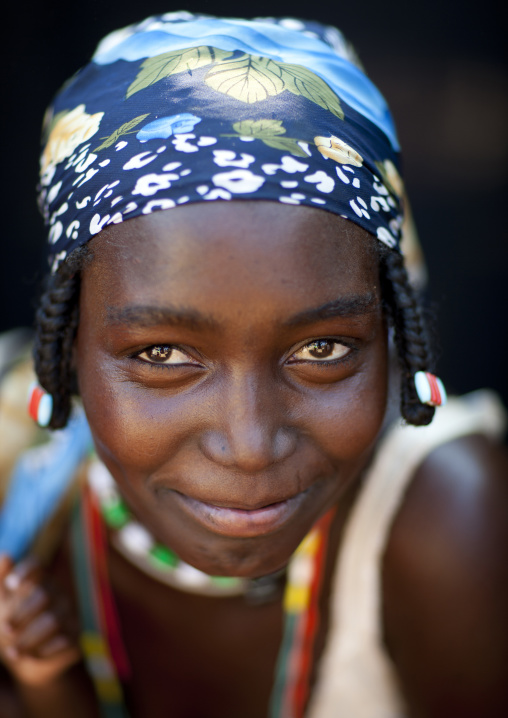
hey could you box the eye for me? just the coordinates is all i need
[136,344,198,366]
[289,339,351,363]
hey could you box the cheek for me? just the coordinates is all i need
[77,350,191,477]
[303,349,388,467]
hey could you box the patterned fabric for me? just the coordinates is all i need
[38,12,406,271]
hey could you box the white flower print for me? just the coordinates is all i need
[162,162,182,172]
[304,171,334,193]
[132,173,179,197]
[335,166,350,184]
[90,213,111,235]
[262,156,309,176]
[172,134,199,153]
[203,188,232,200]
[94,181,120,205]
[350,197,370,219]
[50,202,69,226]
[49,222,63,244]
[142,199,176,214]
[74,152,97,173]
[377,226,397,248]
[108,212,124,224]
[212,169,265,194]
[212,150,255,168]
[279,192,306,205]
[66,221,80,240]
[123,202,138,214]
[371,195,390,212]
[73,167,99,187]
[123,151,159,170]
[47,181,62,204]
[373,179,389,196]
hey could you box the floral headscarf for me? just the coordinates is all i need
[39,12,407,271]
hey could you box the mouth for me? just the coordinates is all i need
[172,489,311,538]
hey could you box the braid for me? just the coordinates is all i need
[33,247,91,429]
[379,248,436,426]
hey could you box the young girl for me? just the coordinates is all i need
[1,12,507,718]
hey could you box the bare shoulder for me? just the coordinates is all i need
[383,433,508,718]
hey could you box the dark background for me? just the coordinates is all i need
[2,1,507,404]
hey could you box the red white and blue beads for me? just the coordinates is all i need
[27,382,53,427]
[414,371,447,407]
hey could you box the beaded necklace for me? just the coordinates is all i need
[71,460,336,718]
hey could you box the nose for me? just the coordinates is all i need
[199,371,297,472]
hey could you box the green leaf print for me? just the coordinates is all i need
[127,46,343,120]
[232,119,286,138]
[279,63,344,119]
[205,55,285,103]
[92,114,150,152]
[126,46,233,99]
[227,119,309,158]
[260,137,309,157]
[204,52,343,119]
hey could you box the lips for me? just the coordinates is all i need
[172,489,310,538]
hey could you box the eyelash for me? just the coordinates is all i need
[131,346,197,369]
[131,338,356,370]
[288,339,355,366]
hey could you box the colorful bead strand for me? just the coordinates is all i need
[270,508,335,718]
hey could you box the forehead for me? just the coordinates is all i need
[84,201,380,315]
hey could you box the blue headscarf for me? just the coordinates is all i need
[39,12,406,271]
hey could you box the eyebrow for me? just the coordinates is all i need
[106,304,219,331]
[285,292,378,326]
[106,292,378,330]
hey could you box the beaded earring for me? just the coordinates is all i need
[414,371,447,407]
[27,382,54,427]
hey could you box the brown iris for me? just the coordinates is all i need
[147,345,173,362]
[307,340,334,358]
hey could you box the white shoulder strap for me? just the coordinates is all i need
[308,391,506,718]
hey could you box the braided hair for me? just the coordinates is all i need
[378,248,436,426]
[33,240,436,430]
[33,246,90,429]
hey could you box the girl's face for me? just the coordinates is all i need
[76,201,388,577]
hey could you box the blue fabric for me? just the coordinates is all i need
[39,13,405,271]
[0,409,93,561]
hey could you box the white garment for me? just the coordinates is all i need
[308,391,506,718]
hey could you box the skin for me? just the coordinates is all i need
[0,556,78,682]
[384,434,508,716]
[1,201,507,717]
[75,202,388,579]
